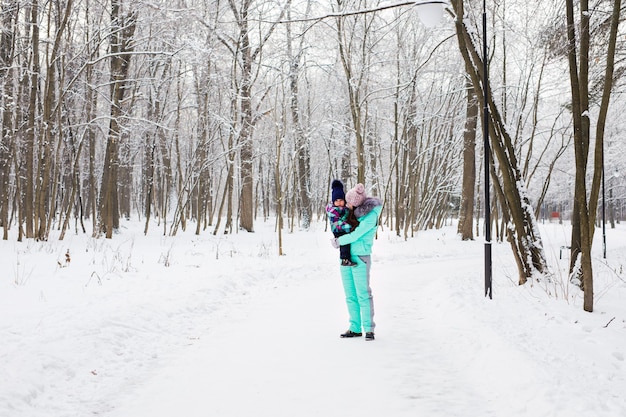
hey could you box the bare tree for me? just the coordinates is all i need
[99,0,137,238]
[565,0,622,312]
[215,0,289,233]
[23,0,41,239]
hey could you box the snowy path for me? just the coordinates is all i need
[107,273,422,417]
[105,249,545,417]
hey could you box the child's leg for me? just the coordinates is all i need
[334,231,347,260]
[339,244,351,260]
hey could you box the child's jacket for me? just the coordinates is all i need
[326,203,352,234]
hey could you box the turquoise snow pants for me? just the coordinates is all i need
[340,255,375,333]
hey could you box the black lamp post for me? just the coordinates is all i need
[483,0,492,299]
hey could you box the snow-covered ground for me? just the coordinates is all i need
[1,219,625,417]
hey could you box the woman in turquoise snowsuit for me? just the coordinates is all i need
[332,183,382,341]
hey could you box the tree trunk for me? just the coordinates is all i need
[99,3,136,238]
[588,0,621,237]
[458,81,477,240]
[59,122,85,240]
[275,130,284,256]
[335,8,366,184]
[24,1,40,239]
[0,0,18,240]
[286,17,312,229]
[144,132,156,235]
[237,5,255,233]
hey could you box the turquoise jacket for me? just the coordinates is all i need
[337,198,382,256]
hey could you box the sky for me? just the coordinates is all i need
[1,218,625,417]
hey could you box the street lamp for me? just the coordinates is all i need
[403,0,493,296]
[415,0,492,298]
[415,1,445,27]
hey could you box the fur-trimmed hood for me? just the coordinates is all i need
[354,197,382,218]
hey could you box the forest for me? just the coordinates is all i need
[0,0,624,311]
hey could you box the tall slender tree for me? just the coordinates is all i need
[565,0,622,312]
[99,0,136,238]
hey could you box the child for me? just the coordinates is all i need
[326,180,359,266]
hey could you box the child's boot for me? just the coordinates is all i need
[341,258,357,267]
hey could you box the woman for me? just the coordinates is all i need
[331,183,382,341]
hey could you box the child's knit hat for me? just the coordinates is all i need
[331,180,345,202]
[345,183,366,207]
